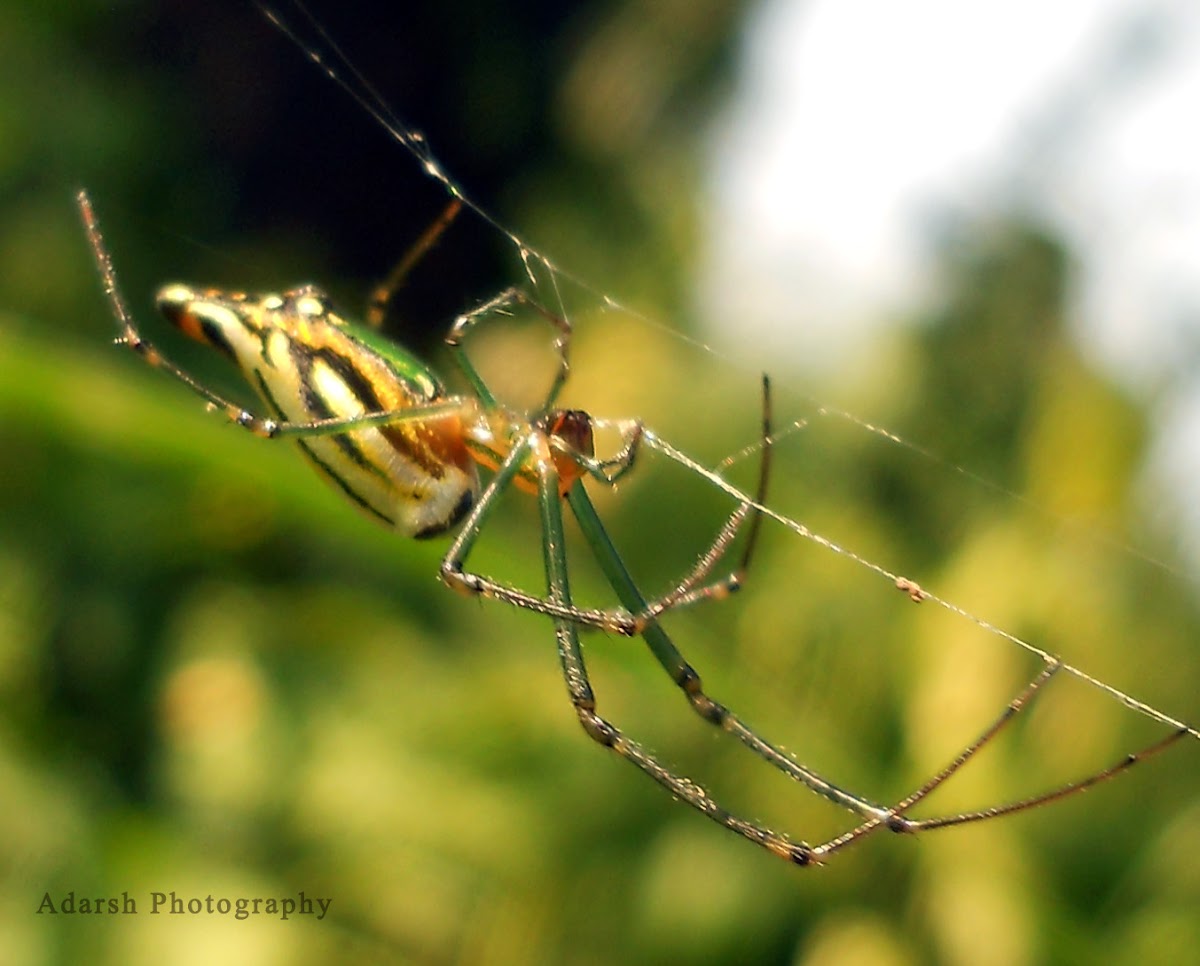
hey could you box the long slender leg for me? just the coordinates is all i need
[438,462,769,634]
[629,374,775,630]
[811,666,1189,860]
[438,431,642,629]
[439,493,770,635]
[78,189,474,440]
[534,431,816,865]
[570,484,1188,852]
[812,662,1064,857]
[567,482,889,820]
[441,282,774,630]
[446,287,572,411]
[441,383,773,635]
[897,727,1187,831]
[365,199,463,329]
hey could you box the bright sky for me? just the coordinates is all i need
[699,0,1200,563]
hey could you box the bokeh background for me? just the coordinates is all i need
[2,1,1198,964]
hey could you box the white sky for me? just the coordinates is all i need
[699,0,1200,562]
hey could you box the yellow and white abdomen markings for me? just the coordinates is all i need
[160,283,479,538]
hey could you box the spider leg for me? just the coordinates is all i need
[78,189,473,440]
[898,727,1187,831]
[440,387,772,634]
[535,430,819,865]
[811,662,1189,861]
[565,491,1189,861]
[437,451,774,636]
[438,431,642,630]
[437,440,773,634]
[543,373,773,634]
[447,286,571,411]
[365,198,463,329]
[628,373,774,631]
[567,482,890,823]
[813,661,1064,858]
[442,297,774,633]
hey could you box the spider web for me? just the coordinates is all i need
[257,0,1199,761]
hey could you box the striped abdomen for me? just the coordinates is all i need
[157,283,479,538]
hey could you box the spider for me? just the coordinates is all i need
[76,189,1186,865]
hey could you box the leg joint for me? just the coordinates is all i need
[675,667,728,725]
[438,560,480,597]
[788,844,816,866]
[576,707,618,747]
[677,665,705,695]
[688,691,727,726]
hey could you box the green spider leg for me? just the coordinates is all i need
[555,474,1190,862]
[441,278,1189,864]
[80,188,1186,865]
[434,282,767,635]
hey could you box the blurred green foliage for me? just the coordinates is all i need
[1,2,1197,965]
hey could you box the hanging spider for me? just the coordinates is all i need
[76,190,1185,865]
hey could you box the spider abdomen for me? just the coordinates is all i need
[157,283,479,537]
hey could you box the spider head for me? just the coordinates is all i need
[545,409,595,459]
[543,409,595,496]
